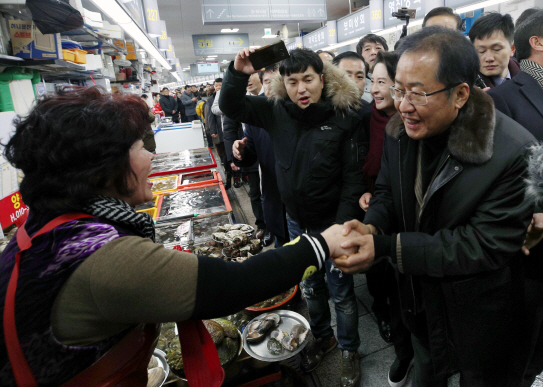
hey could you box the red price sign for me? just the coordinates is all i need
[0,191,29,229]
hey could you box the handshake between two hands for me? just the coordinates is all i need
[320,220,377,274]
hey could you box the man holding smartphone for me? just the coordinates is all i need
[220,47,367,387]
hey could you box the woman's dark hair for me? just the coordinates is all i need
[515,10,543,60]
[373,51,399,81]
[3,86,152,213]
[397,26,479,90]
[279,48,323,77]
[207,87,215,97]
[468,12,514,44]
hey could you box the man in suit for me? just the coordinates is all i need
[488,11,543,137]
[488,11,543,386]
[468,13,520,89]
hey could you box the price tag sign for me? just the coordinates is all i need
[0,191,29,229]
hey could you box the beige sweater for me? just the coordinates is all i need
[51,236,198,346]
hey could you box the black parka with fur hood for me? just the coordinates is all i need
[219,62,367,229]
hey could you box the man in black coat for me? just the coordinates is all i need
[336,27,536,386]
[232,65,288,247]
[488,12,543,386]
[220,48,366,387]
[158,87,178,122]
[468,13,520,89]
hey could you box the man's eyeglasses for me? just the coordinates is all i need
[389,83,462,106]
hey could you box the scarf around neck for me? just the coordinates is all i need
[83,195,155,242]
[362,104,391,179]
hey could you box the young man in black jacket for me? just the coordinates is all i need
[220,48,366,387]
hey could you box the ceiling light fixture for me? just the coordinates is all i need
[221,28,239,33]
[171,72,181,81]
[88,0,171,70]
[454,0,508,14]
[262,35,278,39]
[250,46,261,49]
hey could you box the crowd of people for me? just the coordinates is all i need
[217,7,543,387]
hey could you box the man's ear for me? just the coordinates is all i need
[511,43,516,58]
[454,83,470,110]
[530,35,543,54]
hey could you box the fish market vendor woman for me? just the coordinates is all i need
[0,87,350,386]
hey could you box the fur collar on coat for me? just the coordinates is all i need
[385,87,496,165]
[268,61,362,113]
[527,144,543,204]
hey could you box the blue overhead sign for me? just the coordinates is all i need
[201,0,327,24]
[337,7,371,43]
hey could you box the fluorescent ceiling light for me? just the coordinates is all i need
[221,28,239,33]
[207,55,217,58]
[455,0,508,14]
[250,46,261,49]
[262,35,278,39]
[171,72,181,81]
[88,0,171,70]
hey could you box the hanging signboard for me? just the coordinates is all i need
[303,21,337,51]
[143,0,161,37]
[337,7,371,43]
[192,33,250,55]
[158,20,169,50]
[286,37,303,51]
[370,0,385,31]
[201,0,327,24]
[383,0,425,28]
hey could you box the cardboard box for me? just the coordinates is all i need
[115,73,126,81]
[9,21,62,60]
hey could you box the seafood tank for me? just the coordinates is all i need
[180,170,215,185]
[150,176,178,194]
[154,220,191,246]
[151,149,215,175]
[191,213,232,244]
[157,186,227,223]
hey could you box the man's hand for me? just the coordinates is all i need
[211,134,217,138]
[342,219,377,237]
[332,234,375,273]
[234,48,260,74]
[231,162,240,171]
[233,138,247,160]
[522,213,543,255]
[321,224,358,259]
[172,110,176,114]
[359,192,372,211]
[191,97,198,102]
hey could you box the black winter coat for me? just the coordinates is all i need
[159,94,178,117]
[364,88,536,380]
[220,62,367,229]
[234,123,288,240]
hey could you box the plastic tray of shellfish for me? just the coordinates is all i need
[191,213,234,244]
[242,310,310,362]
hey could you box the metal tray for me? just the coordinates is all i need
[242,310,310,362]
[151,348,170,387]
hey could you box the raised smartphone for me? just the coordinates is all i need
[249,40,290,71]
